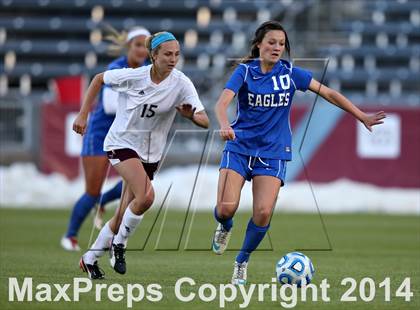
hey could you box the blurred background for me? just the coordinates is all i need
[0,0,419,212]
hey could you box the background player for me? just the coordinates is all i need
[211,21,386,285]
[73,31,209,279]
[61,26,151,251]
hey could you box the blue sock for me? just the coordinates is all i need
[66,193,99,237]
[99,181,123,207]
[214,207,233,232]
[236,219,270,263]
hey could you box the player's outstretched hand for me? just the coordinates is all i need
[361,111,386,132]
[73,113,88,136]
[220,125,235,140]
[176,103,196,120]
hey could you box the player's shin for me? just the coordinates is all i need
[212,206,234,254]
[214,206,233,231]
[84,220,114,264]
[67,193,99,237]
[110,206,142,275]
[236,218,270,263]
[113,206,143,247]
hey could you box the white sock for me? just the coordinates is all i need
[113,207,143,247]
[84,221,114,264]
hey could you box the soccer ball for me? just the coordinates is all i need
[276,252,315,287]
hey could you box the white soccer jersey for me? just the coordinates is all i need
[102,64,205,163]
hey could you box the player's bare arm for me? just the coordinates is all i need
[191,110,209,128]
[308,78,386,132]
[73,72,105,135]
[176,104,209,128]
[215,89,236,140]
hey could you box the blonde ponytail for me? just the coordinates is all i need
[103,24,128,56]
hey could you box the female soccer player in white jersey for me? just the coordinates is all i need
[61,27,151,251]
[73,31,209,279]
[211,21,386,285]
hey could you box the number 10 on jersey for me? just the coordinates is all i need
[272,74,290,91]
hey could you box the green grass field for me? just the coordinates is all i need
[0,208,419,309]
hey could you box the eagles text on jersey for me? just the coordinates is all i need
[224,59,312,160]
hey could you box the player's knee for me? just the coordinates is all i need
[134,186,154,211]
[254,206,272,222]
[217,203,236,219]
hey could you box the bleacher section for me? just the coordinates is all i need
[1,0,294,95]
[0,0,418,102]
[317,0,419,105]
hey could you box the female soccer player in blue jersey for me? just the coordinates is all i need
[61,27,151,251]
[211,21,386,285]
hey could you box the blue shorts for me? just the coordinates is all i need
[81,115,114,156]
[81,131,107,156]
[219,151,287,185]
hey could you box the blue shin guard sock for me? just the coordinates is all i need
[214,207,233,232]
[236,219,270,263]
[99,181,123,207]
[66,193,99,237]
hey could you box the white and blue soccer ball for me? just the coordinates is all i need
[276,252,315,287]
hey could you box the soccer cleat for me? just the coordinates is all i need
[109,243,126,274]
[61,236,81,251]
[212,223,231,255]
[232,261,248,285]
[93,206,105,230]
[79,256,105,279]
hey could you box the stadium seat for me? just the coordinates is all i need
[210,30,223,48]
[223,7,237,25]
[389,79,402,97]
[376,32,389,48]
[364,55,376,72]
[0,74,8,96]
[196,53,210,70]
[197,6,211,28]
[341,55,355,72]
[372,10,385,25]
[410,10,420,26]
[1,0,417,102]
[184,29,198,49]
[19,74,31,96]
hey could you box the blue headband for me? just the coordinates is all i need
[151,32,176,50]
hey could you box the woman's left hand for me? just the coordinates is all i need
[361,111,386,132]
[176,103,196,120]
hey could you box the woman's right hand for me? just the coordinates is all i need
[219,125,235,140]
[73,113,88,136]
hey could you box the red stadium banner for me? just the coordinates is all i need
[40,75,86,179]
[39,98,420,187]
[294,107,420,188]
[40,103,80,179]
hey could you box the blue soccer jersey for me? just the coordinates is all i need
[224,59,312,160]
[81,56,149,156]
